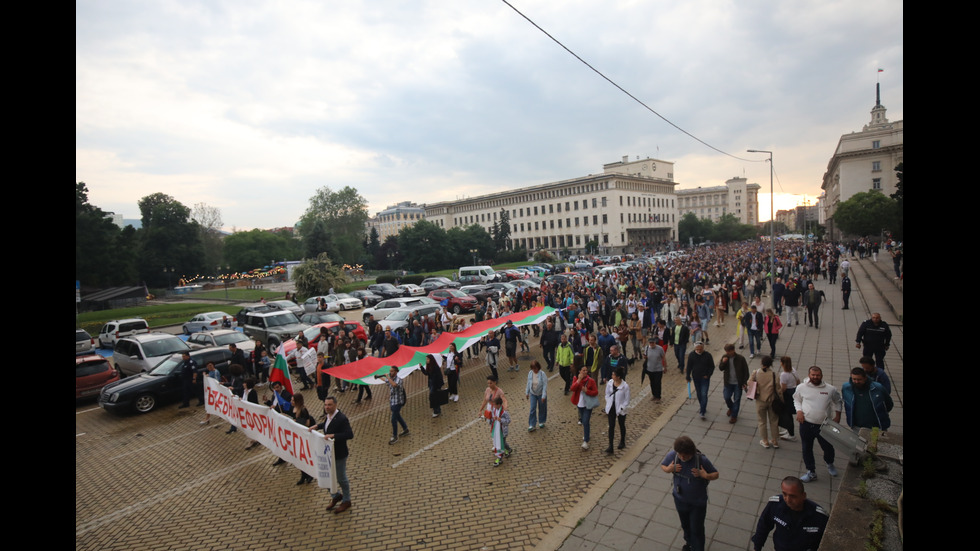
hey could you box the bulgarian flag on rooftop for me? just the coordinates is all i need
[326,306,558,385]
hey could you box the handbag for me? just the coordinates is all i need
[770,371,785,414]
[431,388,450,408]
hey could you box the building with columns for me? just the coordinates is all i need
[423,156,679,254]
[366,201,427,240]
[821,84,903,238]
[676,176,760,225]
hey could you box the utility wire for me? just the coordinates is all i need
[499,0,763,163]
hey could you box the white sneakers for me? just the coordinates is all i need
[581,441,589,450]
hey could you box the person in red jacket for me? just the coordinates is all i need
[763,308,783,359]
[570,366,599,450]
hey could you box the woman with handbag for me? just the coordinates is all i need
[749,355,783,449]
[418,355,445,418]
[777,356,799,441]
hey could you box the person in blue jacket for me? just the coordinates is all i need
[841,367,893,431]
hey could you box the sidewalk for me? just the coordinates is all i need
[550,261,903,551]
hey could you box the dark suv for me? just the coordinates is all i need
[367,283,406,299]
[242,311,310,349]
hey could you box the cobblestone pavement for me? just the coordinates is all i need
[553,262,903,551]
[77,262,901,551]
[77,328,691,550]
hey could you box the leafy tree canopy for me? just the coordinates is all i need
[293,253,348,299]
[833,191,898,238]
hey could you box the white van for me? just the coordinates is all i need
[458,265,496,284]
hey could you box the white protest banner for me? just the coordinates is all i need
[205,377,337,490]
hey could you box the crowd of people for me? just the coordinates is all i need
[191,238,897,538]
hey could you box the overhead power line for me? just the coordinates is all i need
[499,0,763,163]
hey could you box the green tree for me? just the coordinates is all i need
[293,253,348,298]
[710,213,756,242]
[492,208,511,251]
[678,212,712,245]
[447,224,495,266]
[299,186,368,264]
[192,202,224,272]
[398,220,449,272]
[223,229,302,273]
[365,227,382,269]
[379,234,401,270]
[76,182,136,286]
[759,220,790,236]
[136,193,205,287]
[832,191,898,237]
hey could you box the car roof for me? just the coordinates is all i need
[122,333,180,343]
[76,354,106,365]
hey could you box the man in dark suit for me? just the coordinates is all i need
[840,274,852,310]
[718,344,749,424]
[229,343,247,375]
[317,396,354,514]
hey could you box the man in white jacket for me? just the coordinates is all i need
[793,366,842,483]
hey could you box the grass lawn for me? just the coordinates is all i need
[77,303,244,336]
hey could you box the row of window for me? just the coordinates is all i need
[453,195,675,227]
[509,212,676,234]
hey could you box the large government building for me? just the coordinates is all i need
[366,201,427,241]
[821,84,903,238]
[423,156,679,254]
[676,176,760,225]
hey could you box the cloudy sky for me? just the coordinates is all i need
[76,0,903,228]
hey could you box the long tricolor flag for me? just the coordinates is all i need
[269,350,294,394]
[326,306,558,385]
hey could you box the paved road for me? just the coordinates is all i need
[76,263,901,551]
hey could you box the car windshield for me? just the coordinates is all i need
[447,290,467,298]
[213,332,249,346]
[264,313,300,327]
[269,301,295,308]
[387,310,410,321]
[76,331,91,342]
[141,338,190,357]
[149,355,183,376]
[334,293,353,299]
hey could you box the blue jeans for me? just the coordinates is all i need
[390,403,408,438]
[723,383,742,418]
[674,496,707,551]
[529,393,547,427]
[800,421,835,472]
[673,343,687,371]
[693,377,710,416]
[748,329,762,355]
[332,456,351,504]
[578,407,593,442]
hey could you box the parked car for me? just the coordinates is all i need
[186,329,256,354]
[265,300,304,317]
[419,277,460,291]
[367,283,406,300]
[488,282,519,297]
[324,293,363,311]
[378,304,442,333]
[396,284,425,297]
[286,321,369,354]
[362,297,431,323]
[235,303,272,326]
[302,295,340,313]
[97,318,149,348]
[428,289,478,314]
[574,260,594,269]
[182,311,234,334]
[349,290,383,307]
[459,284,498,303]
[241,311,310,350]
[113,333,191,377]
[76,354,119,401]
[76,329,95,355]
[99,348,234,414]
[300,312,346,325]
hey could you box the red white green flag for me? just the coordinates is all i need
[269,351,294,394]
[326,306,558,385]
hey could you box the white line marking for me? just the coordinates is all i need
[76,407,101,415]
[390,371,563,469]
[76,433,86,437]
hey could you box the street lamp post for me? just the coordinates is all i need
[747,149,775,303]
[469,248,477,265]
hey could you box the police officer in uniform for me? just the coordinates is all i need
[840,273,851,310]
[752,476,828,551]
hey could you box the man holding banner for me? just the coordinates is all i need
[315,396,354,514]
